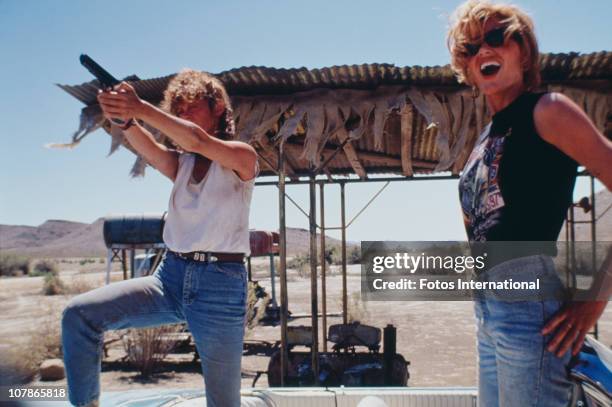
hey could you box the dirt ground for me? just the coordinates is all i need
[0,258,611,393]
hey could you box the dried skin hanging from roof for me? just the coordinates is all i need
[53,58,611,177]
[234,87,410,168]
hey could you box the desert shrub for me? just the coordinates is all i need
[0,304,63,384]
[42,273,66,295]
[79,258,96,266]
[287,253,309,270]
[64,276,97,295]
[287,245,361,277]
[290,248,362,278]
[323,245,361,266]
[68,276,95,294]
[249,258,281,279]
[122,324,183,378]
[346,292,369,323]
[38,303,63,359]
[325,246,340,265]
[287,254,310,278]
[30,259,59,277]
[0,253,30,276]
[297,262,312,278]
[347,246,361,264]
[1,343,43,384]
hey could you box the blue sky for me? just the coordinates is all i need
[0,0,609,242]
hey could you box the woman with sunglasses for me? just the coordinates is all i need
[447,1,612,405]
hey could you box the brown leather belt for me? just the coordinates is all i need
[170,250,245,263]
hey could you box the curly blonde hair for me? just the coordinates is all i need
[447,0,541,91]
[161,69,235,139]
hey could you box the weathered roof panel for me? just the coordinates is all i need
[56,51,611,179]
[59,52,611,105]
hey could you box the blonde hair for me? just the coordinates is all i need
[447,0,541,90]
[161,69,235,139]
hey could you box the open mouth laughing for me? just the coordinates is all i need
[480,61,501,77]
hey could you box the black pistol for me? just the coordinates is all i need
[80,54,120,89]
[80,54,125,125]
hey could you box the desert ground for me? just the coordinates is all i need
[1,257,611,395]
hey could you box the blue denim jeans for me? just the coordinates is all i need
[61,252,247,407]
[473,255,573,406]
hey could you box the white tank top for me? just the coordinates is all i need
[163,153,254,254]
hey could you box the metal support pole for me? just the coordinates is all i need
[319,182,328,352]
[340,182,348,324]
[565,209,570,286]
[569,206,577,289]
[130,248,136,279]
[105,249,112,285]
[309,175,319,384]
[569,207,575,268]
[591,176,597,245]
[270,254,278,307]
[590,176,599,339]
[121,249,128,280]
[133,248,149,278]
[278,146,289,386]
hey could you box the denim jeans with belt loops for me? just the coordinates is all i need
[473,254,573,407]
[61,251,247,407]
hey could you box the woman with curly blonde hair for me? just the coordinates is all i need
[448,1,612,405]
[62,70,257,407]
[161,68,236,140]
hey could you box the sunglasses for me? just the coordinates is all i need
[464,27,520,57]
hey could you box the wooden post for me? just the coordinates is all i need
[309,175,319,384]
[319,182,328,352]
[121,249,128,280]
[341,182,348,324]
[278,146,289,386]
[590,175,599,339]
[105,249,112,285]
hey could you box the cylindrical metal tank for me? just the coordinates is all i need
[103,213,166,247]
[249,230,280,256]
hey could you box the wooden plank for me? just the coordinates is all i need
[335,128,367,179]
[400,105,414,176]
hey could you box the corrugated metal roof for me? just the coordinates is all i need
[57,51,611,178]
[219,51,612,94]
[58,52,612,106]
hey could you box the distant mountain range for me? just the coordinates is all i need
[0,219,108,258]
[1,189,608,258]
[0,218,352,258]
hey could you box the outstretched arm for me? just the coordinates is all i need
[98,91,178,181]
[98,82,257,181]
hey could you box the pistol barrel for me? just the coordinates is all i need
[79,54,120,89]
